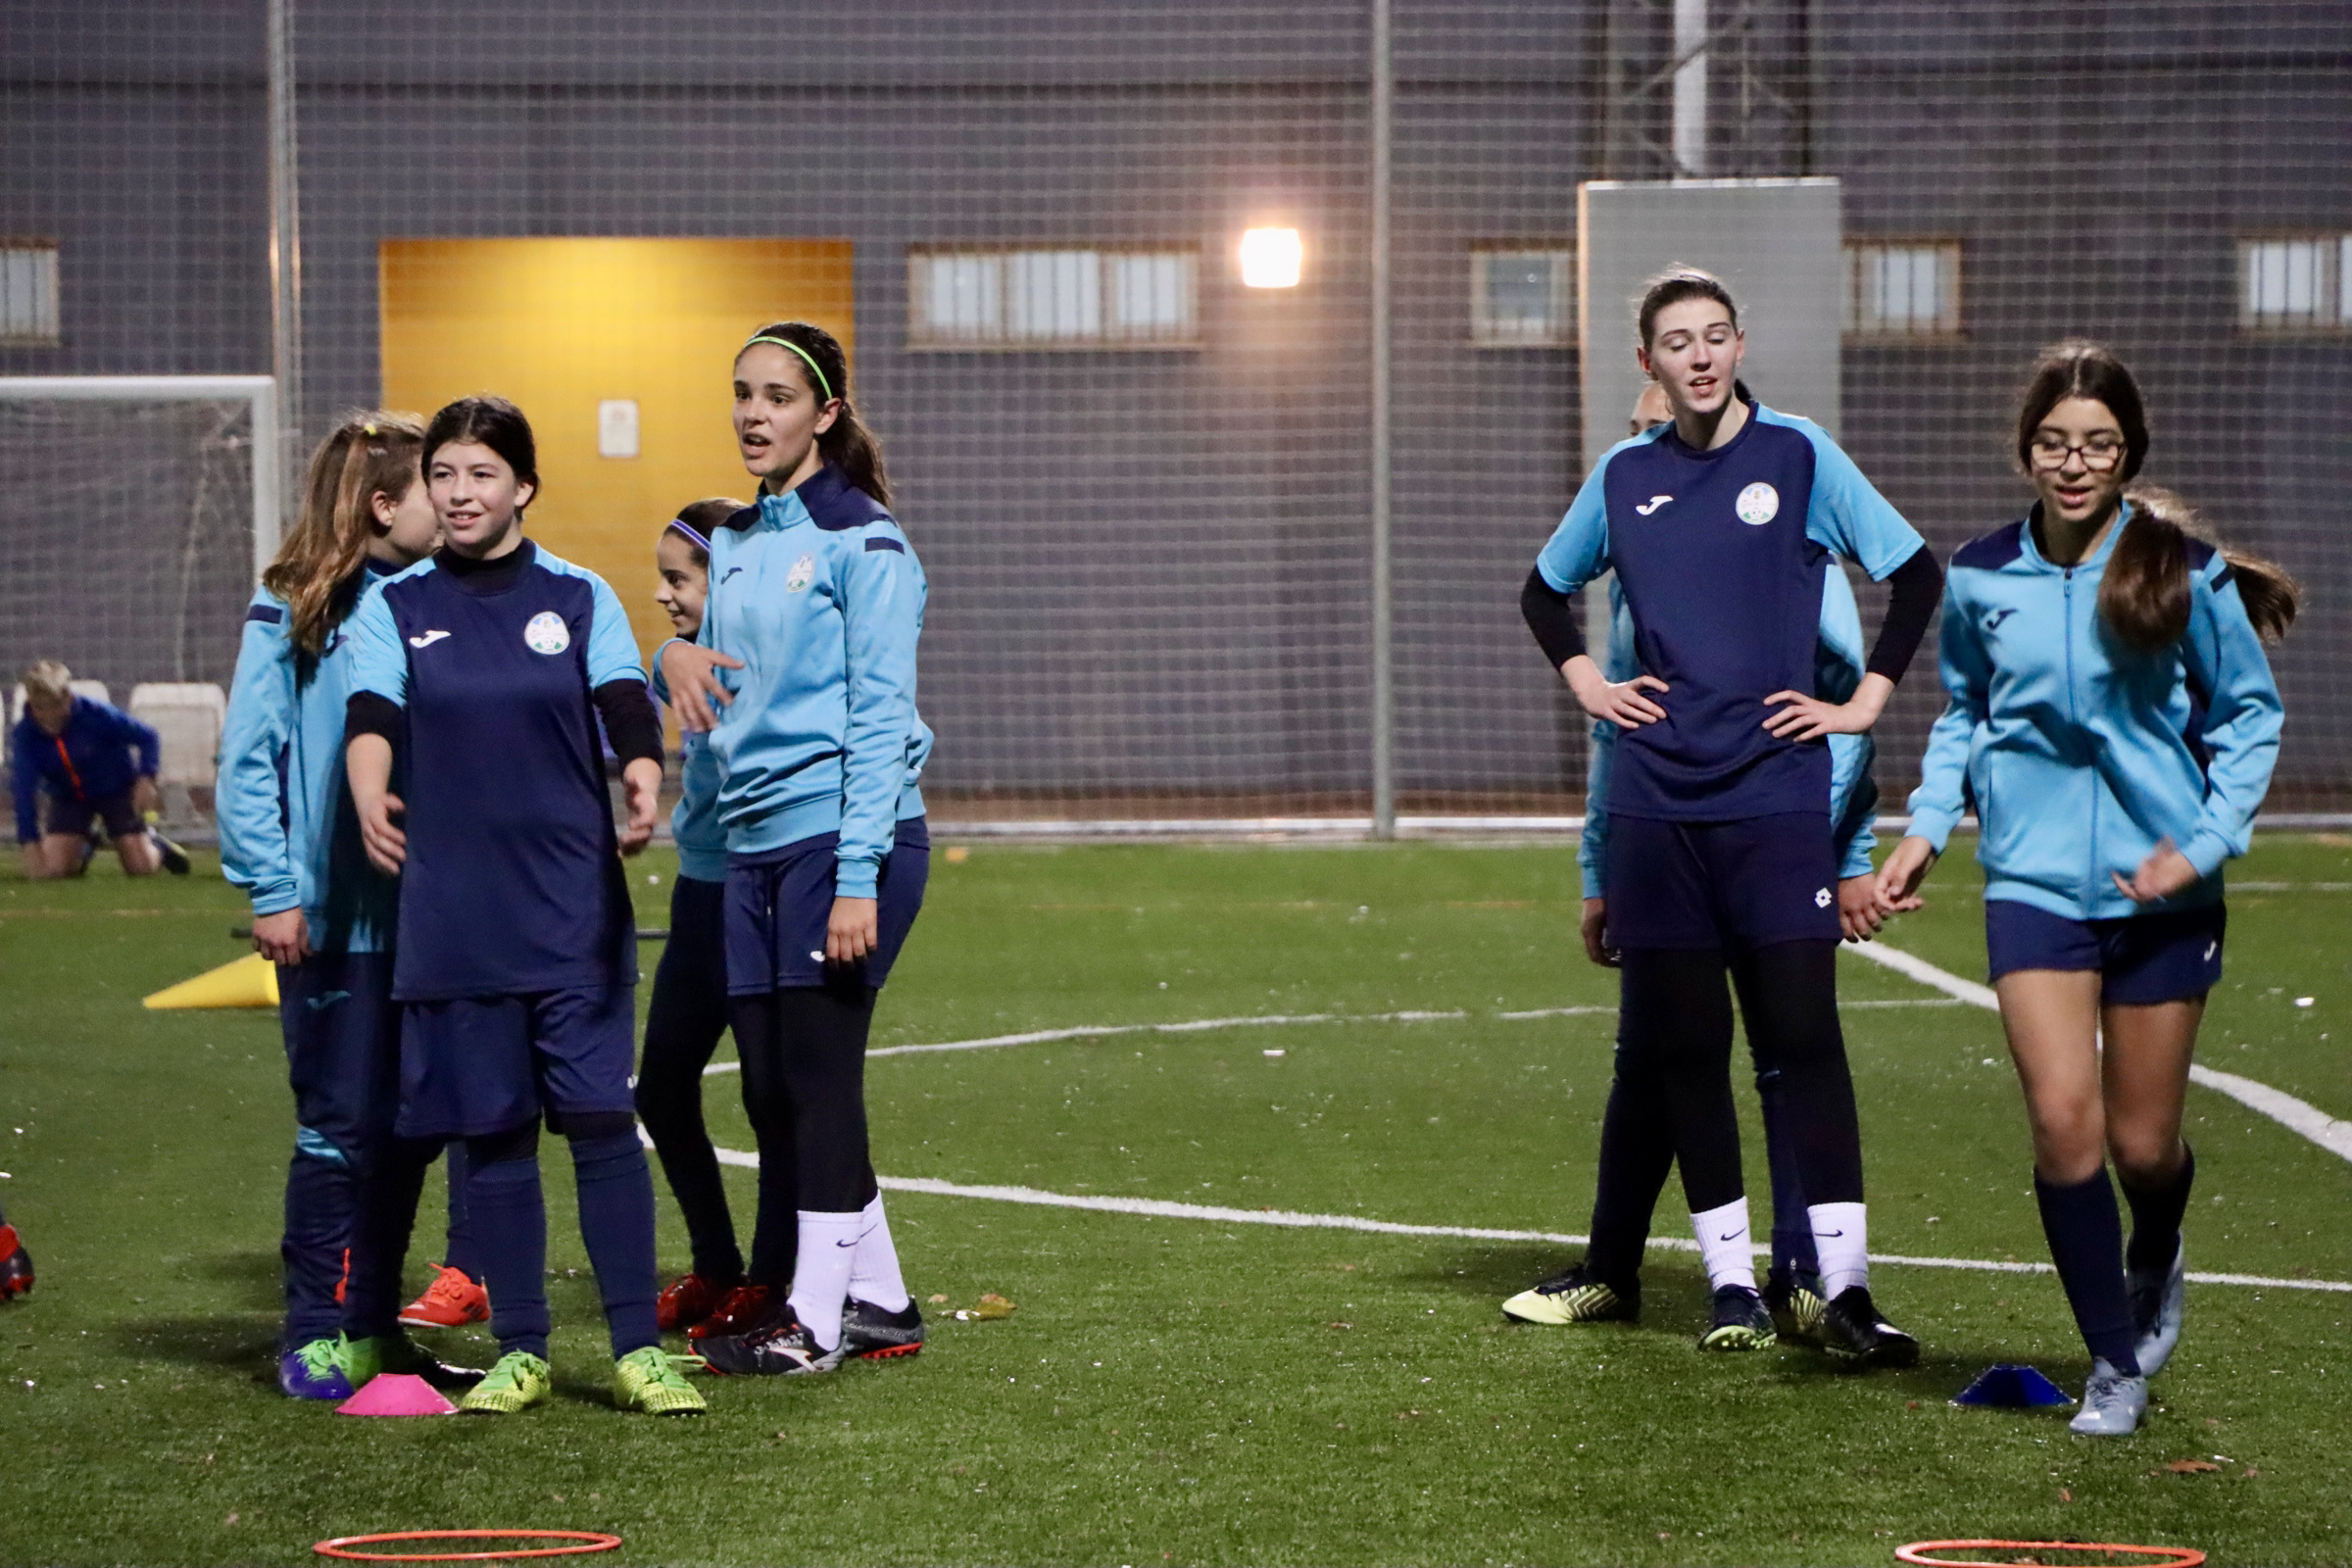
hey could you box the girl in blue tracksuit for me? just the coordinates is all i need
[660,321,931,1376]
[219,411,480,1398]
[634,499,755,1339]
[1879,341,2295,1436]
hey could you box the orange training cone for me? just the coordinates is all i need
[142,952,279,1010]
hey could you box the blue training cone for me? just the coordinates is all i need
[1952,1363,2075,1407]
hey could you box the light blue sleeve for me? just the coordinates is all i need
[1534,455,1615,595]
[647,637,686,706]
[836,530,924,899]
[585,573,647,687]
[217,595,301,916]
[1579,724,1613,901]
[1905,577,1990,854]
[2176,561,2284,877]
[1797,422,1926,582]
[344,583,409,706]
[1829,733,1878,880]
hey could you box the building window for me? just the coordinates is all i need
[1470,247,1573,347]
[0,243,60,346]
[1844,240,1962,340]
[908,247,1199,350]
[2239,236,2351,332]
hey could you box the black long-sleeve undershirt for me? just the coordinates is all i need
[1518,541,1943,686]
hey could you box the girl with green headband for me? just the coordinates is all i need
[653,320,934,1376]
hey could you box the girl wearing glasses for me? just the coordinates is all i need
[1877,340,2296,1436]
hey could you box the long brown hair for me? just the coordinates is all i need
[741,320,891,506]
[263,411,427,655]
[2015,341,2298,650]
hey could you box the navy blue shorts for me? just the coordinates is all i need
[395,984,638,1139]
[1603,811,1841,951]
[724,816,929,997]
[45,788,141,841]
[278,950,401,1167]
[1984,898,2226,1004]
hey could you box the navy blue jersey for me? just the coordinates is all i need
[346,541,646,1001]
[1536,401,1923,821]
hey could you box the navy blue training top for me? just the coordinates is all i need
[345,540,647,1002]
[1535,400,1925,822]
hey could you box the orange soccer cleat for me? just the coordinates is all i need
[686,1282,780,1342]
[656,1271,737,1335]
[398,1263,490,1329]
[0,1225,32,1302]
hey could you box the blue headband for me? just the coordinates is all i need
[664,518,711,553]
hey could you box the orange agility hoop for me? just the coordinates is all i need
[314,1531,622,1562]
[1898,1543,2203,1568]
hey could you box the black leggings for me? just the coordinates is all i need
[728,981,880,1286]
[634,878,740,1282]
[1585,941,1863,1290]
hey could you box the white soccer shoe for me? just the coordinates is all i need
[2130,1237,2187,1377]
[2069,1358,2149,1437]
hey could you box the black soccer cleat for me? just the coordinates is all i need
[840,1297,925,1361]
[0,1225,31,1302]
[1697,1284,1777,1351]
[698,1318,846,1377]
[1819,1286,1919,1368]
[150,830,192,876]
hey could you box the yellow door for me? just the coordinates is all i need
[379,237,853,665]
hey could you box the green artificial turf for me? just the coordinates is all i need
[1,838,2347,1566]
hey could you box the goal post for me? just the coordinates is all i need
[0,375,281,580]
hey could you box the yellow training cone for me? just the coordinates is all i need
[143,952,280,1010]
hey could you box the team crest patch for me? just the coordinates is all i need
[785,554,815,594]
[523,612,570,655]
[1736,482,1780,525]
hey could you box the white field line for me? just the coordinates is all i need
[659,1135,2352,1296]
[1843,940,2352,1165]
[698,1000,1947,1076]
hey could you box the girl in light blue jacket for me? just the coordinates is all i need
[1879,341,2297,1436]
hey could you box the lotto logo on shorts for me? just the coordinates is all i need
[1737,482,1780,525]
[1814,887,1832,907]
[523,612,570,655]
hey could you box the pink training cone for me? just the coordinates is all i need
[334,1373,456,1416]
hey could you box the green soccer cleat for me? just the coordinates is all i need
[1762,1269,1828,1347]
[612,1346,708,1416]
[1697,1285,1777,1351]
[459,1350,553,1415]
[1501,1263,1639,1326]
[341,1332,485,1392]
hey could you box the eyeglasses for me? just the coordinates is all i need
[2029,433,2127,472]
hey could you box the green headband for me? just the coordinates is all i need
[741,333,834,402]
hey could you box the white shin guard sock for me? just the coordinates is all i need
[1809,1201,1869,1298]
[1690,1198,1757,1293]
[845,1194,910,1313]
[786,1209,863,1352]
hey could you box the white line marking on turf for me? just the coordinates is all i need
[680,1145,2352,1296]
[1844,939,2352,1165]
[699,999,1953,1075]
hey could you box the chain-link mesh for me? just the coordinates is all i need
[4,2,2346,822]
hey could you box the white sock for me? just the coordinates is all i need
[786,1209,862,1352]
[1690,1198,1757,1292]
[845,1194,910,1313]
[1810,1201,1870,1298]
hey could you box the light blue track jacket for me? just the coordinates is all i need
[1579,565,1879,899]
[1906,503,2283,919]
[670,725,727,884]
[657,466,931,898]
[218,564,401,952]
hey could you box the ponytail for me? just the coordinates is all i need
[741,320,892,507]
[2100,485,2300,652]
[264,411,426,656]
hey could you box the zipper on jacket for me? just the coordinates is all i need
[2064,565,2096,908]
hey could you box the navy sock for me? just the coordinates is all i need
[568,1132,662,1358]
[439,1139,485,1284]
[2122,1143,2194,1278]
[466,1134,552,1360]
[2034,1169,2141,1376]
[282,1151,360,1348]
[339,1137,433,1344]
